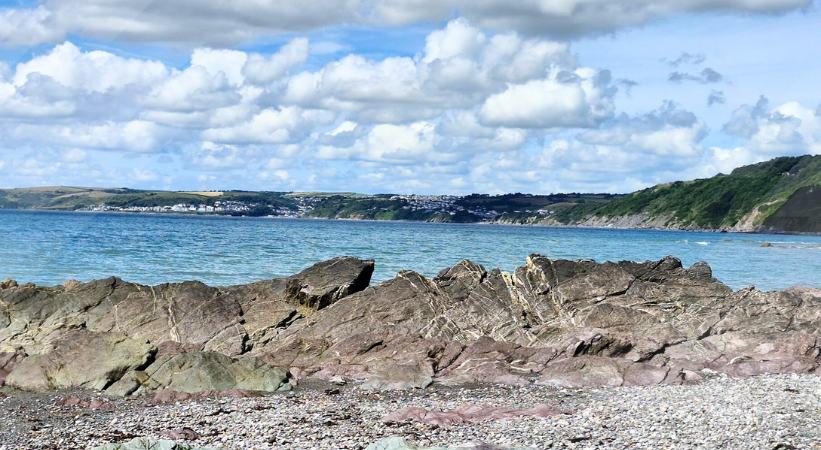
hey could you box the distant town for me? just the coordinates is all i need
[84,194,561,221]
[0,187,612,225]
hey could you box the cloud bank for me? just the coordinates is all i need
[0,0,811,47]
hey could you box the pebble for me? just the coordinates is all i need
[0,374,818,449]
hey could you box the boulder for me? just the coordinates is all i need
[114,351,289,396]
[284,256,375,310]
[5,331,154,391]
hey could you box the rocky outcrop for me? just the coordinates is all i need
[254,255,819,388]
[0,257,374,395]
[1,255,818,394]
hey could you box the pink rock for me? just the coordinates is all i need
[150,388,262,404]
[164,427,200,440]
[56,396,112,409]
[383,403,567,426]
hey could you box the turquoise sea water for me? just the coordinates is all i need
[1,210,819,291]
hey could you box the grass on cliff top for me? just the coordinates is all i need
[588,155,821,228]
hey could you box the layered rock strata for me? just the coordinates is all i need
[1,255,818,394]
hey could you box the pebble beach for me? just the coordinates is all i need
[1,374,819,450]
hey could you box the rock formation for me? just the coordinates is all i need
[1,255,818,394]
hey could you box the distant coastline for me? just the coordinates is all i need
[2,155,819,234]
[3,206,819,236]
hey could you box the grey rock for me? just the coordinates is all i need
[92,438,215,450]
[5,330,154,391]
[117,351,290,395]
[0,257,372,393]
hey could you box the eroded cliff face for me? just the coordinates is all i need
[0,255,818,395]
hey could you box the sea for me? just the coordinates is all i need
[1,210,819,291]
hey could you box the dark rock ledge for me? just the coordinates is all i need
[0,255,818,395]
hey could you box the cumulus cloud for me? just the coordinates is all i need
[479,69,615,128]
[203,107,334,145]
[319,122,438,163]
[13,42,168,92]
[0,0,810,47]
[283,19,600,126]
[724,96,821,156]
[244,39,310,85]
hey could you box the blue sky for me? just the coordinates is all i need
[0,0,819,194]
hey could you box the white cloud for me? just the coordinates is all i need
[724,96,821,157]
[284,54,434,122]
[13,42,168,92]
[479,68,614,128]
[319,122,437,163]
[0,6,62,47]
[244,38,309,85]
[283,19,599,125]
[202,107,334,145]
[191,48,248,87]
[145,65,239,112]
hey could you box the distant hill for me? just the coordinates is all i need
[0,188,298,217]
[563,155,820,233]
[0,155,818,233]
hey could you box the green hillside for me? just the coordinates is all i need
[576,155,821,231]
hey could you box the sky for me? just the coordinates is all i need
[0,0,820,194]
